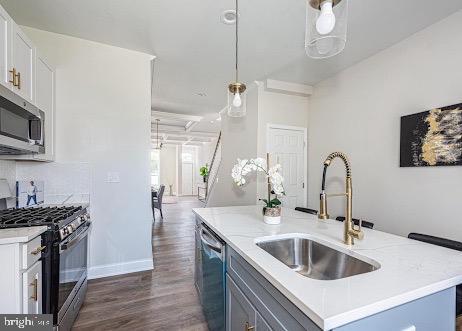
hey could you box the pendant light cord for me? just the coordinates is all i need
[235,0,239,83]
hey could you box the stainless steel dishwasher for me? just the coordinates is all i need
[198,222,226,331]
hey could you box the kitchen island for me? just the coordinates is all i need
[193,205,462,331]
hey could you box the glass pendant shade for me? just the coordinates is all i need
[305,0,348,59]
[227,83,247,117]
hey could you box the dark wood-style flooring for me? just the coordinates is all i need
[72,196,208,330]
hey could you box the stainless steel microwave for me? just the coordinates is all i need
[0,84,44,155]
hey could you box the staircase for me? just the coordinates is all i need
[198,132,222,203]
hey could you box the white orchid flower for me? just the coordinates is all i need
[231,158,285,197]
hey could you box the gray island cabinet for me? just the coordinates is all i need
[226,246,455,331]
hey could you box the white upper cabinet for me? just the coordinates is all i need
[34,53,55,161]
[11,22,35,103]
[0,4,56,161]
[0,6,11,89]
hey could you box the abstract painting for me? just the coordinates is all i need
[400,103,462,167]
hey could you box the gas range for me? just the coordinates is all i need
[0,205,90,331]
[0,205,89,241]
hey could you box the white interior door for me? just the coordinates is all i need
[181,162,194,196]
[268,126,306,208]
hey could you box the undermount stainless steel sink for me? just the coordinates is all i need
[256,237,379,280]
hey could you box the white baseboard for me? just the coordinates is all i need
[88,258,153,280]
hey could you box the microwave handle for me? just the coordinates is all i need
[39,110,44,145]
[28,114,44,146]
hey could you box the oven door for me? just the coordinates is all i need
[57,223,89,324]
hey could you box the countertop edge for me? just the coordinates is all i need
[0,226,47,244]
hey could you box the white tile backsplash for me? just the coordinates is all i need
[16,161,90,205]
[0,160,17,208]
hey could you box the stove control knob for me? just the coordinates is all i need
[67,225,74,234]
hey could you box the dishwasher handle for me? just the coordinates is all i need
[200,227,222,253]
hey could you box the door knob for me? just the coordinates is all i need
[245,322,255,331]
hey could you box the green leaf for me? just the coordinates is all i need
[199,165,209,177]
[270,198,281,206]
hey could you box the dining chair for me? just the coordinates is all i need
[152,185,165,222]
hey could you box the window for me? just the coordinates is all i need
[151,150,160,187]
[182,152,193,163]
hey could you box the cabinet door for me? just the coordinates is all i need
[34,53,55,161]
[0,5,11,89]
[227,275,256,331]
[22,260,42,314]
[256,312,273,331]
[11,22,35,103]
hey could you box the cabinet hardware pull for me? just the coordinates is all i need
[245,322,255,331]
[31,246,46,255]
[8,68,16,85]
[30,278,38,301]
[15,71,20,89]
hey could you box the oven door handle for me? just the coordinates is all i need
[200,227,222,253]
[60,225,90,252]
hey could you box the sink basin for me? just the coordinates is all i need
[256,237,379,280]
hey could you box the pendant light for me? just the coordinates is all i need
[154,119,163,150]
[305,0,348,59]
[227,0,246,117]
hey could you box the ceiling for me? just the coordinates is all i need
[2,0,461,117]
[151,111,220,147]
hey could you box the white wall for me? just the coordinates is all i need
[159,145,177,195]
[20,27,155,278]
[255,82,309,202]
[308,11,462,241]
[206,82,309,207]
[207,85,259,207]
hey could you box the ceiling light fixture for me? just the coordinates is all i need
[154,119,163,150]
[227,0,246,117]
[305,0,348,59]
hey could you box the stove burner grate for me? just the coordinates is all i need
[0,206,83,228]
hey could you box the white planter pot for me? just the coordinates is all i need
[263,215,281,225]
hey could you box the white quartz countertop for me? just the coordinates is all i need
[0,226,47,244]
[193,205,462,330]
